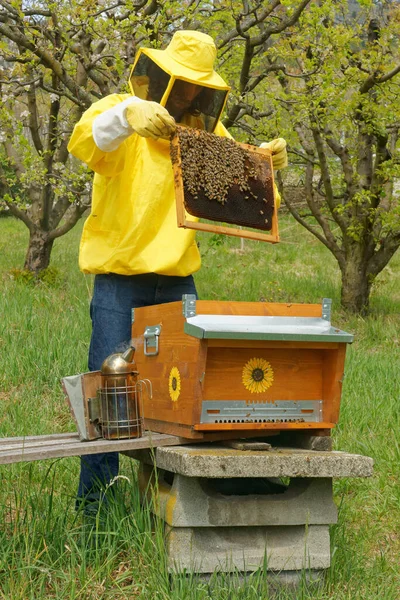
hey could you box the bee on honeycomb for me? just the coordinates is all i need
[171,127,275,231]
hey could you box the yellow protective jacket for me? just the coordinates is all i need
[68,93,231,276]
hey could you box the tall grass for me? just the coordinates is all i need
[0,215,399,599]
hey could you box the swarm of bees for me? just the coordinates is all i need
[170,126,275,230]
[173,127,265,202]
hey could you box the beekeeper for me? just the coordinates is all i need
[68,29,287,513]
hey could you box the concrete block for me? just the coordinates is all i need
[166,524,331,573]
[145,445,373,479]
[128,443,373,577]
[138,464,338,527]
[278,433,334,451]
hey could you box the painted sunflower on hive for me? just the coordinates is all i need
[242,357,274,394]
[168,366,181,402]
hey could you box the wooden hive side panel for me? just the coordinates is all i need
[131,301,205,435]
[202,347,323,403]
[322,344,348,424]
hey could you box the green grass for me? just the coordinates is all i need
[0,215,399,599]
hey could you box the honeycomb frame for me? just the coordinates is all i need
[170,126,280,244]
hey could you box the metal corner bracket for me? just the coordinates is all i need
[182,294,197,319]
[322,298,332,323]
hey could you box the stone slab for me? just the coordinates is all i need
[139,465,338,527]
[166,524,331,573]
[129,444,374,479]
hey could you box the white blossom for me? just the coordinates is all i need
[50,94,59,103]
[20,110,30,118]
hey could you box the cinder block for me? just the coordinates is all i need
[129,445,373,577]
[138,464,337,527]
[166,525,331,573]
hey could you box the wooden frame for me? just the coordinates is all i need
[171,133,280,243]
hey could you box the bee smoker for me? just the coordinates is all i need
[97,346,144,440]
[62,345,151,441]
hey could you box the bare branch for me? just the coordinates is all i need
[377,64,400,84]
[279,175,341,259]
[26,81,44,154]
[48,201,89,241]
[218,0,281,47]
[0,22,93,107]
[324,128,356,195]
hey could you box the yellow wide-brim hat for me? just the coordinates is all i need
[139,30,230,91]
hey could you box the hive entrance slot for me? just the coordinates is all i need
[215,418,306,424]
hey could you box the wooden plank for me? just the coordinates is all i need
[182,219,279,243]
[0,432,195,465]
[143,420,282,441]
[0,432,77,444]
[144,419,204,439]
[0,436,81,453]
[195,300,322,318]
[194,422,335,431]
[171,132,188,229]
[132,299,323,319]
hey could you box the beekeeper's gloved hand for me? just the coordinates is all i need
[126,100,176,140]
[260,138,288,170]
[273,183,281,209]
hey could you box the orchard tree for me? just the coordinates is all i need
[251,0,400,314]
[0,0,132,272]
[1,1,399,313]
[0,0,311,273]
[0,73,91,271]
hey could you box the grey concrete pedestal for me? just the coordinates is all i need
[126,444,373,579]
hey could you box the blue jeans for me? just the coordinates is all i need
[77,273,198,510]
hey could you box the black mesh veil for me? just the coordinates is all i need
[129,54,228,132]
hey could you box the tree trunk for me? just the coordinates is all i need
[23,229,54,273]
[340,248,371,315]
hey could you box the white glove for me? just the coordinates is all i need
[260,138,288,170]
[126,100,176,140]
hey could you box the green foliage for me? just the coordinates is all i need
[9,265,64,287]
[250,0,400,311]
[1,0,399,300]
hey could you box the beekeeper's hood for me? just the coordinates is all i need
[129,30,230,133]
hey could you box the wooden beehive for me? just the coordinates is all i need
[131,298,353,440]
[170,127,279,243]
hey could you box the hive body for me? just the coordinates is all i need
[130,299,352,440]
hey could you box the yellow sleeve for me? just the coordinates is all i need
[67,94,131,177]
